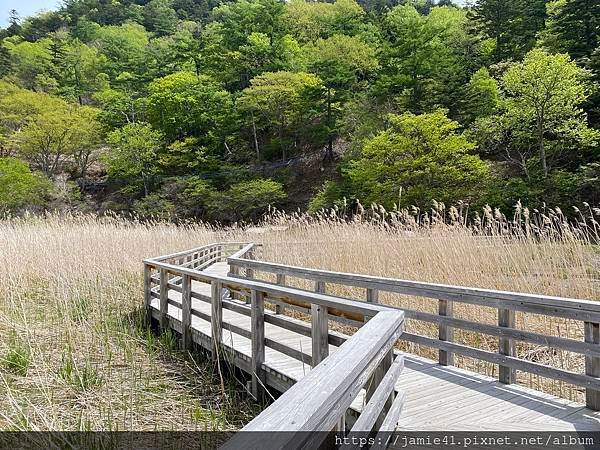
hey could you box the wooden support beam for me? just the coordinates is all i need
[365,349,394,429]
[312,281,329,367]
[585,321,600,410]
[275,274,286,314]
[366,288,379,304]
[181,274,192,351]
[498,308,516,384]
[438,299,454,366]
[211,281,223,361]
[251,289,266,401]
[143,265,152,326]
[159,268,169,329]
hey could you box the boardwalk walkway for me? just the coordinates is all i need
[148,261,600,432]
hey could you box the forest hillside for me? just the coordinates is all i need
[0,0,598,222]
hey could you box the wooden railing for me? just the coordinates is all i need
[143,243,407,445]
[223,309,405,449]
[228,245,600,410]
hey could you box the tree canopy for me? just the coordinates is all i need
[0,0,598,220]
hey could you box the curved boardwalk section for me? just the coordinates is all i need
[144,242,600,446]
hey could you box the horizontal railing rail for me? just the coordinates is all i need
[227,248,600,410]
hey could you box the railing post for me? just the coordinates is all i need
[144,264,152,326]
[211,281,223,361]
[585,321,600,410]
[312,281,328,367]
[498,308,516,384]
[366,349,394,429]
[275,274,286,314]
[366,288,379,303]
[439,299,454,366]
[181,274,192,351]
[228,264,240,300]
[159,268,169,329]
[251,289,266,400]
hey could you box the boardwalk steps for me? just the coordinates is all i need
[144,242,600,448]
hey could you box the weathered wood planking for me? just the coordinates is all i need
[145,242,600,439]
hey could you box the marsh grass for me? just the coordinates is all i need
[0,203,598,429]
[0,212,259,431]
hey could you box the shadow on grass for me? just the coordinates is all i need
[123,307,264,430]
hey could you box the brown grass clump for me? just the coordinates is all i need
[0,201,598,429]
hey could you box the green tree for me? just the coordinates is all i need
[283,0,365,44]
[464,68,500,123]
[8,92,103,178]
[144,0,179,37]
[237,71,324,161]
[547,0,599,60]
[208,179,286,221]
[502,49,592,177]
[3,37,56,90]
[347,110,489,207]
[305,34,378,159]
[380,5,468,113]
[470,0,545,62]
[146,71,234,155]
[0,157,52,210]
[104,123,163,196]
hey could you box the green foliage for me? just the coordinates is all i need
[3,335,31,376]
[464,68,500,123]
[1,0,600,219]
[208,179,286,221]
[379,5,470,112]
[104,123,164,196]
[283,0,366,43]
[237,71,324,160]
[147,71,233,146]
[347,111,489,208]
[144,0,179,37]
[501,49,595,177]
[308,180,348,212]
[0,158,52,211]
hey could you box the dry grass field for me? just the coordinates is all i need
[1,204,599,430]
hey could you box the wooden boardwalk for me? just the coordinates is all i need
[149,261,600,432]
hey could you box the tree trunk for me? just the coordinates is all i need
[326,88,333,161]
[537,116,547,178]
[251,112,260,162]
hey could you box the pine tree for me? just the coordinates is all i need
[552,0,600,60]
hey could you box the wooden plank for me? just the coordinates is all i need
[181,274,192,350]
[275,274,286,314]
[312,281,329,367]
[159,268,169,329]
[251,289,266,400]
[350,356,404,433]
[585,321,600,410]
[499,308,516,384]
[401,307,600,357]
[439,299,454,366]
[366,349,394,429]
[265,338,312,366]
[211,281,223,360]
[145,260,388,318]
[375,390,406,432]
[366,288,379,304]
